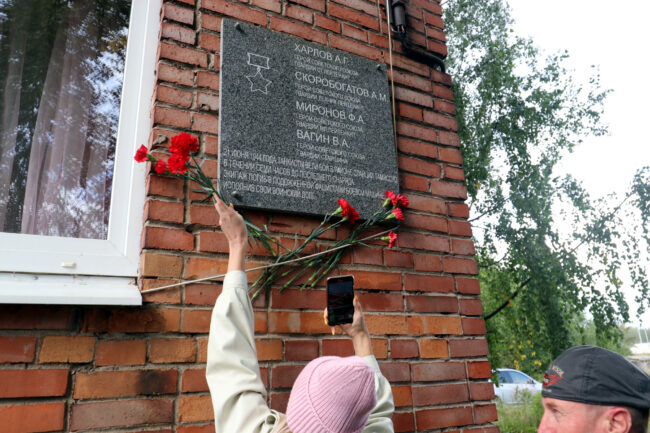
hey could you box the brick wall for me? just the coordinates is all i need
[0,1,497,432]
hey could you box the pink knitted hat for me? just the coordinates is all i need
[286,356,377,433]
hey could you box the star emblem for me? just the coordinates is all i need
[246,69,272,94]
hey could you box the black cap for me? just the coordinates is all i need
[542,345,650,410]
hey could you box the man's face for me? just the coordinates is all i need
[538,398,607,433]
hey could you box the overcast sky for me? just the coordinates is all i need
[505,0,650,326]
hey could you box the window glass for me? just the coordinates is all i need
[497,371,511,383]
[0,0,131,239]
[509,371,530,384]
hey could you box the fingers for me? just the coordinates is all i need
[213,194,229,214]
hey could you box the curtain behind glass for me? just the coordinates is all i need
[0,0,130,239]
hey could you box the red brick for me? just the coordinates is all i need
[433,84,454,100]
[388,68,432,92]
[430,180,467,199]
[0,306,70,330]
[451,238,475,255]
[372,338,389,359]
[365,314,408,335]
[182,309,212,333]
[378,361,411,382]
[143,226,194,251]
[352,246,383,265]
[449,338,489,358]
[82,307,180,333]
[184,257,228,279]
[329,3,379,30]
[384,250,413,268]
[196,70,220,91]
[255,311,268,333]
[285,340,319,361]
[423,110,458,131]
[449,220,473,237]
[163,3,194,25]
[145,199,184,224]
[70,399,172,430]
[416,406,473,430]
[150,338,196,363]
[404,274,454,293]
[198,337,208,363]
[38,336,95,363]
[292,0,325,12]
[272,365,304,388]
[271,288,326,309]
[197,91,219,111]
[270,214,333,238]
[270,391,291,413]
[413,383,469,406]
[444,164,466,181]
[193,112,219,134]
[287,4,314,23]
[160,42,207,68]
[178,395,214,422]
[462,317,487,335]
[392,385,413,407]
[322,339,354,356]
[418,338,448,358]
[353,293,401,312]
[470,382,495,401]
[403,213,447,233]
[349,270,402,290]
[399,155,441,178]
[314,14,340,32]
[0,403,64,433]
[437,130,461,146]
[342,23,367,41]
[252,0,281,13]
[154,105,191,128]
[434,98,456,115]
[182,368,209,392]
[199,32,221,51]
[398,232,450,252]
[393,411,415,433]
[390,52,429,77]
[0,369,68,398]
[158,63,194,86]
[397,121,437,143]
[456,277,480,295]
[256,339,283,361]
[140,252,183,278]
[269,311,329,334]
[331,0,377,15]
[204,135,219,155]
[190,204,219,226]
[0,337,36,362]
[178,426,213,433]
[270,17,327,44]
[390,339,419,358]
[406,295,458,313]
[203,0,267,26]
[467,360,493,379]
[411,316,462,335]
[96,340,147,366]
[74,370,176,399]
[459,299,483,316]
[330,34,383,62]
[447,202,469,218]
[413,253,442,271]
[442,257,478,275]
[474,404,498,424]
[408,194,446,214]
[161,22,196,45]
[148,174,184,199]
[411,361,466,382]
[395,86,433,108]
[397,137,438,159]
[200,13,222,32]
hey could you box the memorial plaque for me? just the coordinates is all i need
[218,18,399,218]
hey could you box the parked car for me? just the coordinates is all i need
[493,368,543,403]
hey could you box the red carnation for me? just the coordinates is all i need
[384,190,397,207]
[168,153,189,174]
[396,194,409,208]
[154,159,167,174]
[391,207,404,221]
[337,198,359,223]
[387,231,398,248]
[134,145,149,162]
[169,132,199,157]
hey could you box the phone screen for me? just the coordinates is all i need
[327,275,354,326]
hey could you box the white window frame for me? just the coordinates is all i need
[0,0,162,305]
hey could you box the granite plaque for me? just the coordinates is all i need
[218,19,399,218]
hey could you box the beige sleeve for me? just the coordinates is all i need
[206,271,282,433]
[362,355,396,432]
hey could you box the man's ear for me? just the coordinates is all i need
[606,407,632,433]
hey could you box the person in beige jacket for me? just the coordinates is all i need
[207,196,395,433]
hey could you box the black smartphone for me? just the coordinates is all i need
[327,275,354,326]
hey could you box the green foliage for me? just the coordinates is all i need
[496,392,544,433]
[444,0,650,375]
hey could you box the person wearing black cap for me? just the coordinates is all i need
[539,345,650,433]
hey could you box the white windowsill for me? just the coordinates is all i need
[0,273,142,306]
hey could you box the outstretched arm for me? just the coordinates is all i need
[206,196,280,433]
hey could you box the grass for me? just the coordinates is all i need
[495,391,544,433]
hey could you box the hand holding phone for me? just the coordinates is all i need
[326,275,354,326]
